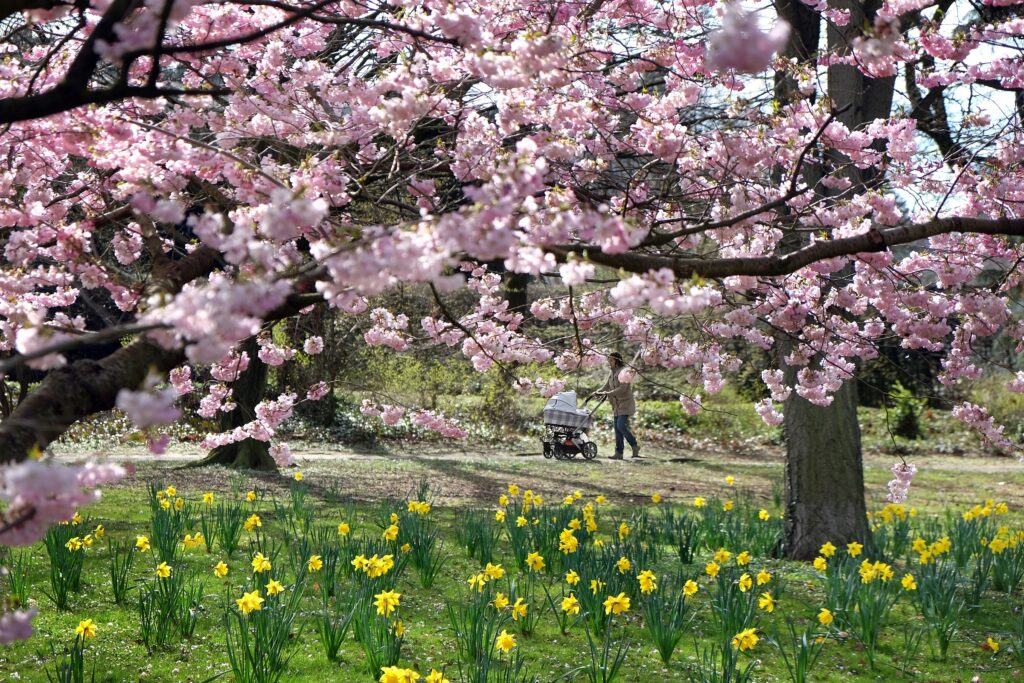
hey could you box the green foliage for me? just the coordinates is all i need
[224,583,305,683]
[4,548,31,606]
[106,539,135,605]
[43,524,86,610]
[889,381,926,440]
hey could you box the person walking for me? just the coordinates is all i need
[594,352,640,460]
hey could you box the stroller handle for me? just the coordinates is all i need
[584,394,607,416]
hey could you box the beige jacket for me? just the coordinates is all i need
[600,371,636,417]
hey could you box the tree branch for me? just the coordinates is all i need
[550,216,1024,279]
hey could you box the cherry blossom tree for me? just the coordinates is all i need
[1,2,1024,634]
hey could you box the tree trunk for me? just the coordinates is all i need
[771,0,890,559]
[504,272,530,315]
[192,337,276,470]
[783,377,867,558]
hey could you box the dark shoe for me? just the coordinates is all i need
[610,453,623,460]
[631,445,641,458]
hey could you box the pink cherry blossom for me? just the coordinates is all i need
[707,5,790,74]
[116,374,181,429]
[303,336,324,355]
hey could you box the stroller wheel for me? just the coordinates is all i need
[542,442,553,459]
[582,442,598,460]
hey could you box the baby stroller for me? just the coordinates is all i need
[541,391,604,460]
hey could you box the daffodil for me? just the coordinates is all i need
[615,556,631,574]
[484,563,504,580]
[236,590,264,614]
[374,589,401,617]
[338,521,351,536]
[731,627,758,651]
[758,509,770,521]
[294,471,303,481]
[901,573,917,591]
[214,561,229,577]
[818,608,833,626]
[203,492,215,505]
[526,551,545,572]
[467,573,487,592]
[495,629,516,653]
[603,592,630,615]
[683,580,699,597]
[135,535,150,552]
[565,570,580,585]
[251,552,272,573]
[156,562,172,578]
[738,573,752,592]
[246,490,256,502]
[244,513,262,531]
[736,551,751,566]
[637,569,657,594]
[308,555,323,572]
[819,541,837,557]
[493,592,509,610]
[382,524,399,542]
[847,541,863,557]
[511,598,527,621]
[758,592,775,613]
[266,579,284,595]
[425,670,449,683]
[75,619,97,639]
[651,493,662,504]
[813,556,827,572]
[705,561,720,578]
[756,569,772,585]
[561,594,581,615]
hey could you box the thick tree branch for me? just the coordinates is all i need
[0,246,220,462]
[550,216,1024,279]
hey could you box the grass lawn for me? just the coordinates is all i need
[2,447,1022,682]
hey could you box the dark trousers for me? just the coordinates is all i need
[614,415,637,454]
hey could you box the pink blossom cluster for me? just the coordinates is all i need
[951,402,1013,450]
[306,381,330,401]
[257,338,295,367]
[269,443,294,467]
[0,608,36,645]
[115,372,181,429]
[364,309,410,351]
[303,336,324,355]
[885,462,917,503]
[706,5,790,73]
[0,460,125,546]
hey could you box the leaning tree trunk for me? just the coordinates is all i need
[193,337,276,470]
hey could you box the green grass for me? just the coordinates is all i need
[2,455,1022,682]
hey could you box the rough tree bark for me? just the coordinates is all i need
[782,346,868,558]
[192,336,275,470]
[773,0,890,558]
